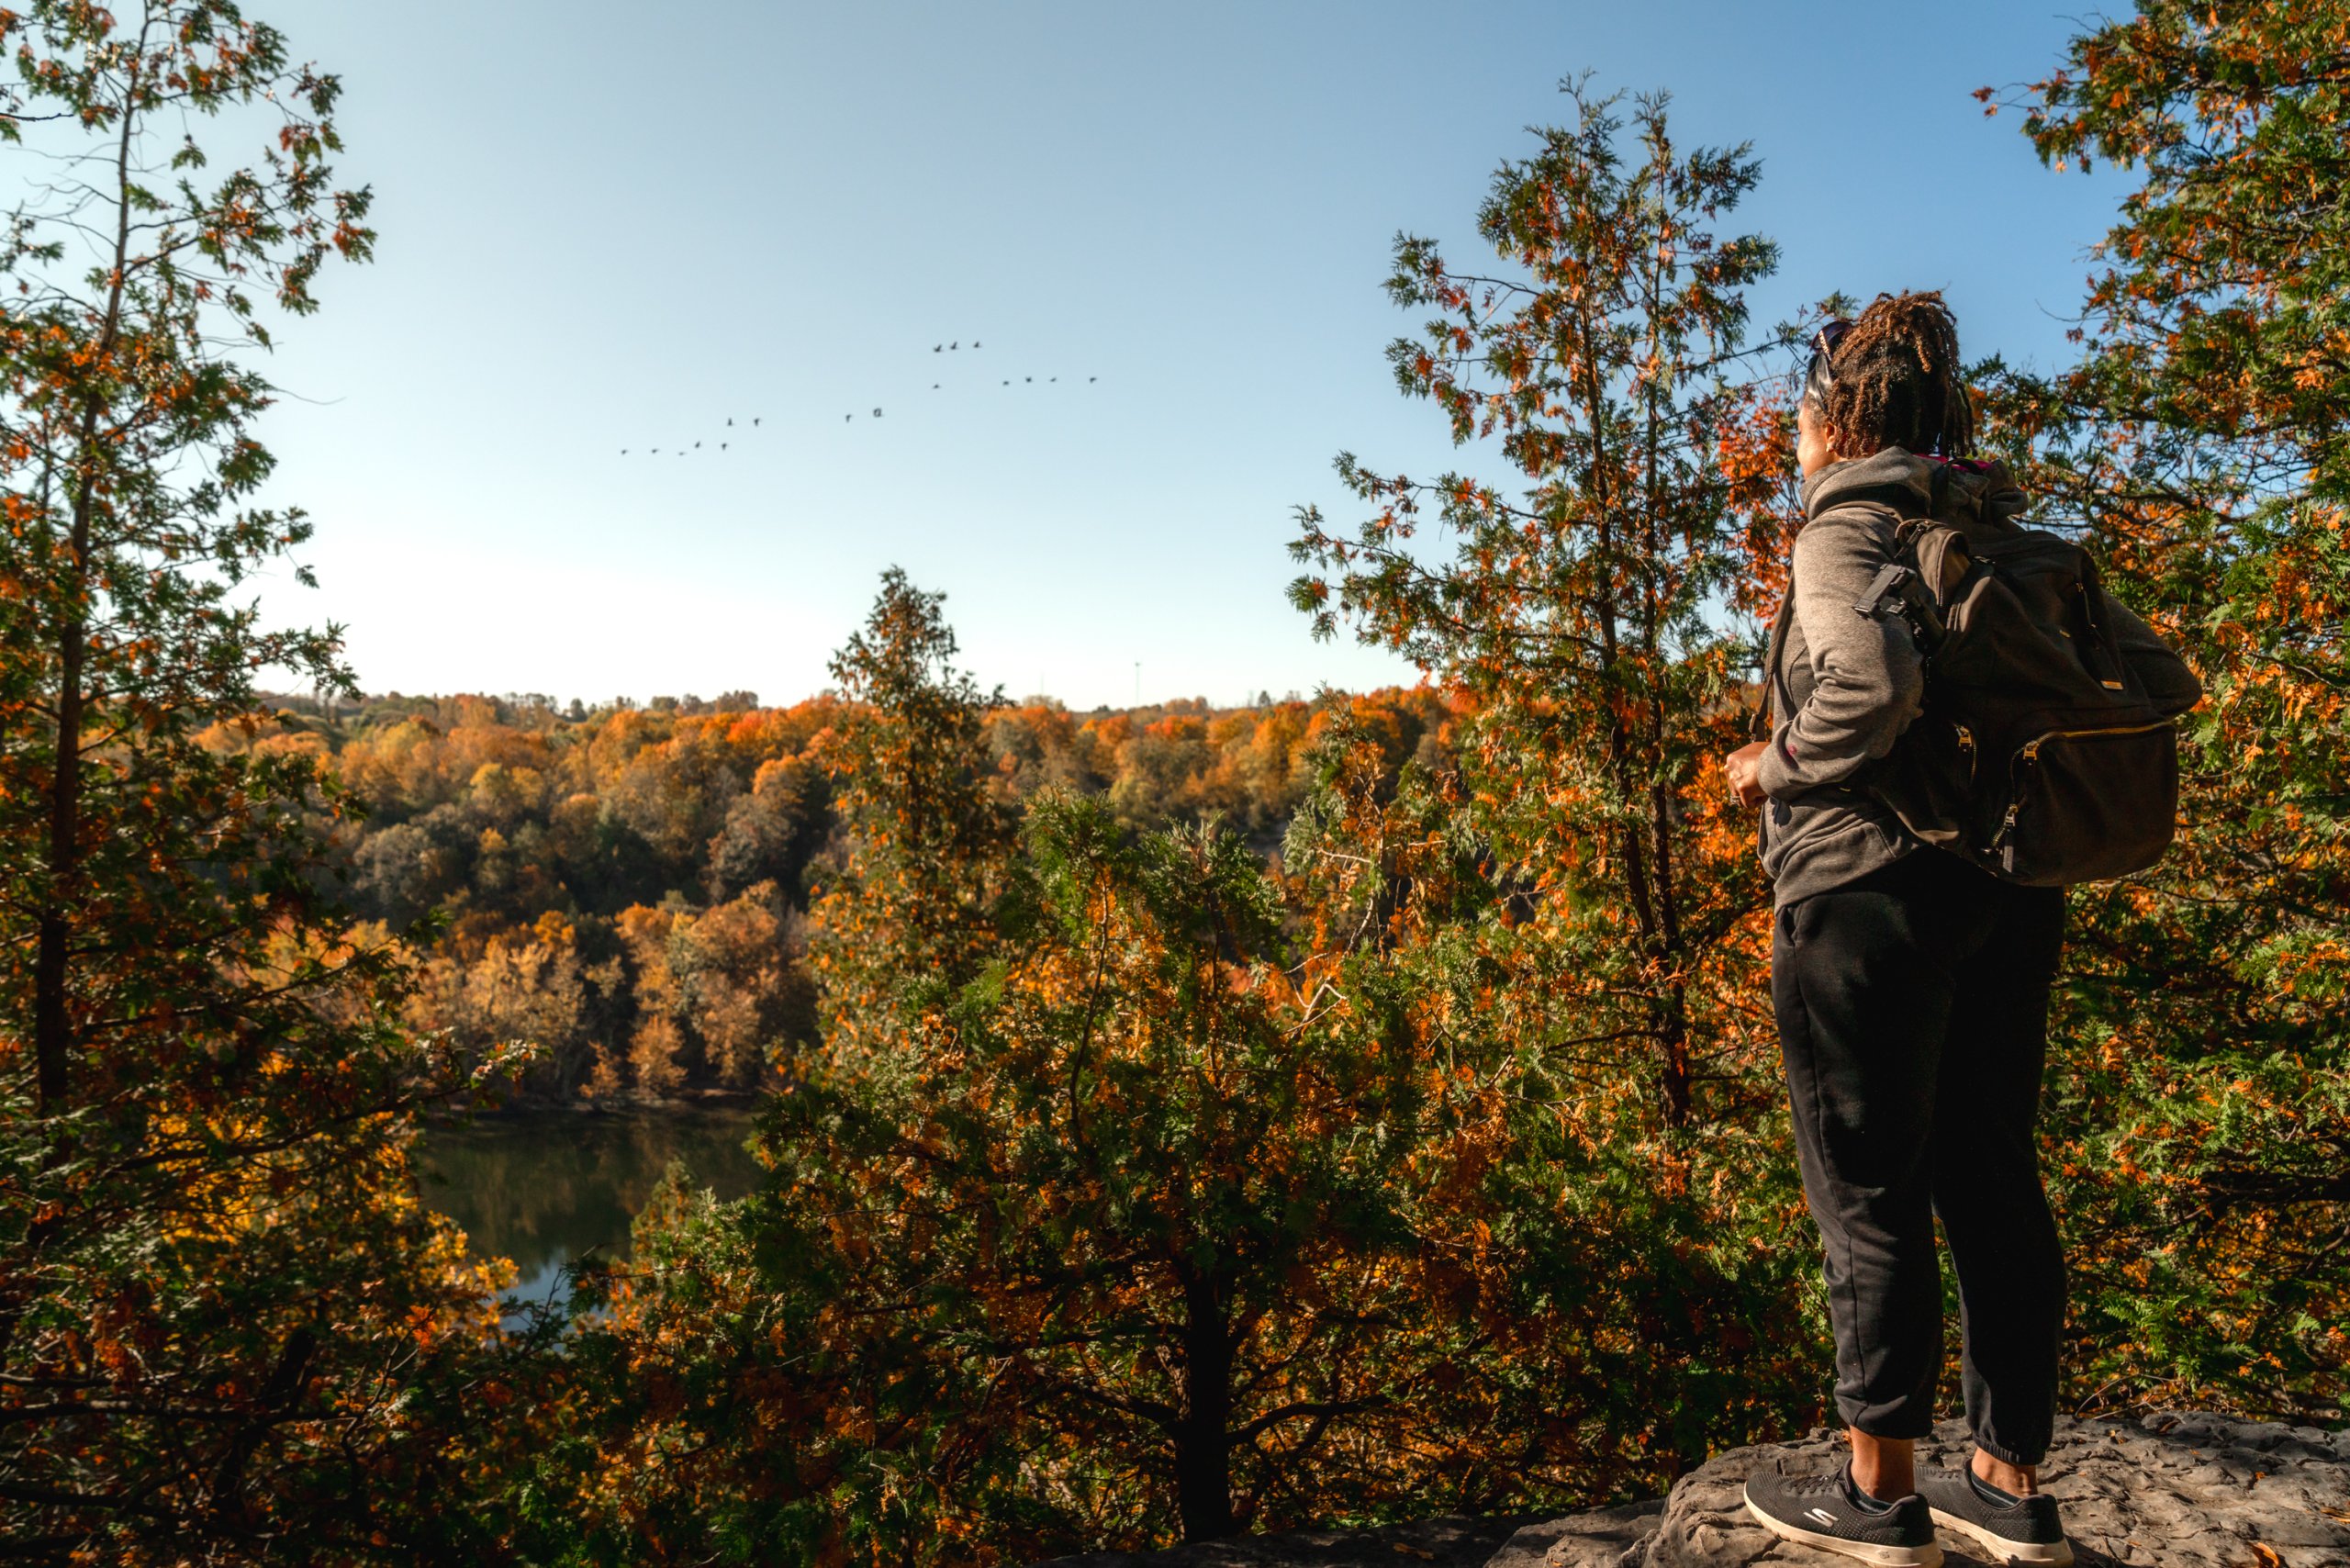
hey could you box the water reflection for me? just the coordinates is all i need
[420,1104,764,1305]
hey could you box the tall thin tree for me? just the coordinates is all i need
[0,6,514,1556]
[1980,1,2350,1415]
[1290,83,1794,1137]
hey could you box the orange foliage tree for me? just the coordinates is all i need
[1290,84,1796,1137]
[1977,0,2349,1413]
[0,6,519,1557]
[526,515,1830,1562]
[1281,78,1836,1488]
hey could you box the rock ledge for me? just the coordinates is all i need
[1042,1412,2350,1568]
[1552,1409,2349,1566]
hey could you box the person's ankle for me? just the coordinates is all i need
[1849,1434,1917,1500]
[1970,1446,2038,1496]
[1852,1465,1914,1501]
[1841,1462,1901,1511]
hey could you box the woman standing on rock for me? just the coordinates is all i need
[1720,293,2200,1568]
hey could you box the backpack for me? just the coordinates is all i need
[1770,477,2183,888]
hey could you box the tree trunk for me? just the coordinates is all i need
[1649,782,1692,1129]
[1173,1264,1237,1540]
[35,65,142,1114]
[32,505,88,1114]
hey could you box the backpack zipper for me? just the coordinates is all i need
[1995,801,2022,870]
[2017,719,2175,764]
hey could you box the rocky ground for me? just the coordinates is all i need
[1040,1412,2350,1568]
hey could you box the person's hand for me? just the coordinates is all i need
[1724,740,1769,809]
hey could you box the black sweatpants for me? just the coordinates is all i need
[1773,846,2067,1467]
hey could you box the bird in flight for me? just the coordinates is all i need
[844,413,853,422]
[934,343,942,353]
[721,442,728,451]
[933,383,940,389]
[950,341,958,350]
[1089,376,1097,382]
[753,417,762,427]
[726,418,733,427]
[694,442,702,449]
[1024,376,1033,383]
[972,340,981,348]
[872,407,883,418]
[621,448,629,454]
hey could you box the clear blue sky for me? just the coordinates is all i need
[245,0,2121,711]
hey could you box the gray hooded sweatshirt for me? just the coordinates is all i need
[1758,447,2201,907]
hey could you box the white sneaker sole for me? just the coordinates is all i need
[1927,1506,2075,1565]
[1742,1488,1944,1567]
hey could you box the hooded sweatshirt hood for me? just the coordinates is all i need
[1802,446,2031,536]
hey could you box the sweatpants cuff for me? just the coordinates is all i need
[1972,1431,2044,1468]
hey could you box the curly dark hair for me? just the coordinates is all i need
[1802,290,1975,460]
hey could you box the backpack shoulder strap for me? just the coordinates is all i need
[1759,588,1795,739]
[1833,500,1955,650]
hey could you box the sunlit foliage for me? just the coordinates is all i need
[3,5,2341,1562]
[0,6,518,1558]
[1977,0,2350,1414]
[211,681,1449,1103]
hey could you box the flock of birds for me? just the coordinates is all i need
[620,339,1100,457]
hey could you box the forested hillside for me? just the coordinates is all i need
[210,687,1454,1099]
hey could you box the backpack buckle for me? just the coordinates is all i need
[1852,563,1913,619]
[1853,562,1948,650]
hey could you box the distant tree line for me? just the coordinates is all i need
[208,682,1452,1103]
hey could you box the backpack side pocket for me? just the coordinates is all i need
[1989,721,2179,885]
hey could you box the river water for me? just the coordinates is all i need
[420,1103,764,1307]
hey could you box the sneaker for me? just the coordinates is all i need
[1742,1462,1943,1567]
[1919,1465,2074,1565]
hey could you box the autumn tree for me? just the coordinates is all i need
[1281,82,1841,1484]
[805,566,1017,1062]
[0,6,515,1556]
[754,583,1572,1545]
[1290,84,1794,1140]
[529,588,1425,1558]
[490,575,1029,1562]
[608,887,809,1092]
[753,784,1505,1548]
[1976,1,2349,1413]
[408,915,598,1097]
